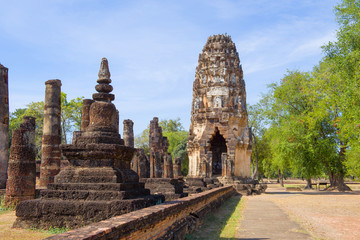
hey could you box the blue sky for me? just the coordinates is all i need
[0,0,339,136]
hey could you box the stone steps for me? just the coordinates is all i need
[47,182,145,191]
[41,188,150,201]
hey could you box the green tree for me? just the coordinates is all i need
[134,118,188,169]
[134,128,149,154]
[9,93,83,159]
[248,94,273,180]
[173,138,189,176]
[321,0,360,181]
[60,92,83,143]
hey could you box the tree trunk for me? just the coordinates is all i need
[278,169,284,187]
[62,119,66,144]
[328,145,351,191]
[251,133,258,180]
[329,171,351,191]
[304,178,312,189]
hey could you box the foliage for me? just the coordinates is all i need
[248,0,360,189]
[134,118,189,174]
[173,138,189,176]
[0,195,16,215]
[60,92,83,143]
[9,92,83,159]
[134,128,150,154]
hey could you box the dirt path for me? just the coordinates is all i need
[236,196,312,239]
[262,187,360,240]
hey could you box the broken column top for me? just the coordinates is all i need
[45,79,62,87]
[0,64,8,70]
[93,57,115,102]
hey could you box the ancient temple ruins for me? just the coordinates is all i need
[14,58,160,229]
[187,34,252,180]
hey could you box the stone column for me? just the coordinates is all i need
[80,99,94,132]
[149,117,163,178]
[123,119,134,148]
[173,157,182,178]
[0,64,9,188]
[39,79,62,187]
[5,116,36,205]
[163,153,173,178]
[131,149,149,178]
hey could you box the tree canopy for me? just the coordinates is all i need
[9,92,83,159]
[250,0,360,190]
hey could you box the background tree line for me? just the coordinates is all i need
[134,118,189,176]
[9,92,83,159]
[249,0,360,190]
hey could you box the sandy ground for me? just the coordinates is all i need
[0,211,53,240]
[261,184,360,240]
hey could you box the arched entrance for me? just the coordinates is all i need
[209,128,227,176]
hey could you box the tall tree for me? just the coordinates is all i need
[319,0,360,187]
[134,118,188,164]
[9,93,83,159]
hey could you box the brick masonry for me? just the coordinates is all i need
[46,185,235,240]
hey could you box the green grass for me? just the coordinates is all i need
[30,226,70,235]
[185,195,245,240]
[0,195,16,215]
[284,184,305,189]
[219,197,245,238]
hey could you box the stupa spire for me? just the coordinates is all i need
[93,57,114,102]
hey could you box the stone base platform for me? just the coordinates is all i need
[218,176,267,195]
[141,178,187,201]
[14,166,165,229]
[14,194,163,229]
[185,177,223,194]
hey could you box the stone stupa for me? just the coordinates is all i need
[14,58,162,229]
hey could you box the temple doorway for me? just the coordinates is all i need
[210,128,227,176]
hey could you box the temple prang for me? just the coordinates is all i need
[187,34,252,183]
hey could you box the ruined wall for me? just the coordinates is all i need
[187,34,252,179]
[0,64,9,188]
[40,80,62,187]
[5,116,36,205]
[149,117,168,178]
[45,186,235,240]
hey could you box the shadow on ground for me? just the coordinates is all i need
[218,238,269,240]
[185,194,243,240]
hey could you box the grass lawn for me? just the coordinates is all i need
[186,194,245,240]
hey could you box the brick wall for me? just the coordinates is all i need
[46,185,235,240]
